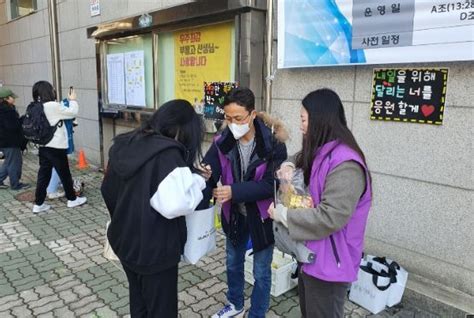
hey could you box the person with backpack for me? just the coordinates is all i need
[268,89,372,318]
[30,81,87,213]
[0,87,30,190]
[47,98,78,200]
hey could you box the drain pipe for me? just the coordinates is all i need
[47,0,61,99]
[264,0,274,114]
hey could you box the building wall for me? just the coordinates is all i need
[0,0,53,122]
[0,0,193,164]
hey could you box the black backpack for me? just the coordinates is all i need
[22,101,62,145]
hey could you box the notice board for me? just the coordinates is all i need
[370,68,448,125]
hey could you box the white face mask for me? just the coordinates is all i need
[228,122,250,140]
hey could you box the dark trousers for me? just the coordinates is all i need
[35,147,76,205]
[123,264,178,318]
[0,147,22,188]
[298,270,349,318]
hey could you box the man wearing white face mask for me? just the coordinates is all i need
[201,87,288,318]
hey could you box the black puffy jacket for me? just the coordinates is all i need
[0,102,26,149]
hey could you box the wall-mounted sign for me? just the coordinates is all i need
[138,13,152,28]
[278,0,474,68]
[90,0,100,17]
[174,22,233,104]
[203,82,238,121]
[370,68,448,125]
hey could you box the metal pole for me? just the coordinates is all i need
[47,0,61,99]
[264,0,274,114]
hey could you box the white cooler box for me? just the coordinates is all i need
[244,249,298,297]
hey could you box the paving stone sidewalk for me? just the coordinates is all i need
[0,152,440,317]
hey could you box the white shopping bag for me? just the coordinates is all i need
[349,259,393,314]
[103,221,119,261]
[366,255,408,307]
[183,206,216,264]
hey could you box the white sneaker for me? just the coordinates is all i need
[67,196,87,208]
[47,191,65,200]
[212,304,245,318]
[33,203,51,213]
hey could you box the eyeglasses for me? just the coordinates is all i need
[224,112,251,124]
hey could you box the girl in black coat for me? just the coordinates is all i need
[101,100,210,318]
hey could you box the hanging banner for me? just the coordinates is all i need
[370,68,448,125]
[278,0,474,68]
[174,23,233,105]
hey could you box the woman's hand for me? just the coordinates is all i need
[213,185,232,203]
[68,89,77,101]
[268,202,288,228]
[197,164,212,181]
[276,162,295,193]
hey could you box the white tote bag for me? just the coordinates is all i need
[349,259,393,314]
[366,255,408,307]
[183,206,216,264]
[103,221,119,261]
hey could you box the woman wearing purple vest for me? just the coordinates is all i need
[269,88,372,317]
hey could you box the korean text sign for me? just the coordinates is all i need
[370,68,448,125]
[174,23,233,104]
[203,82,238,121]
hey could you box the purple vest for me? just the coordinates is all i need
[302,141,372,282]
[214,137,272,222]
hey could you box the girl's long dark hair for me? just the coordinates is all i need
[132,99,204,172]
[32,81,57,103]
[295,88,368,185]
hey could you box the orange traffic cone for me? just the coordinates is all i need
[76,149,89,169]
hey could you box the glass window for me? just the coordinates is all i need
[104,34,155,109]
[9,0,37,20]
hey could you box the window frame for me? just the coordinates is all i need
[7,0,38,21]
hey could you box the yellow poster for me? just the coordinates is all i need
[174,22,232,106]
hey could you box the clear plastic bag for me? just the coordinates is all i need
[273,162,316,264]
[276,163,313,209]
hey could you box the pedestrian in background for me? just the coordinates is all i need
[101,100,210,318]
[0,87,29,190]
[269,88,372,318]
[202,87,288,318]
[47,97,78,200]
[32,81,87,213]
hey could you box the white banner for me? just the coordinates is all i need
[277,0,474,68]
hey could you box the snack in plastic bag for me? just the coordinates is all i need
[276,162,313,209]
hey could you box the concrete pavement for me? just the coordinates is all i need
[0,152,441,317]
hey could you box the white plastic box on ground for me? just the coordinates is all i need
[244,249,298,297]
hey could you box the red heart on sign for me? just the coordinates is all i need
[382,81,392,87]
[421,104,435,117]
